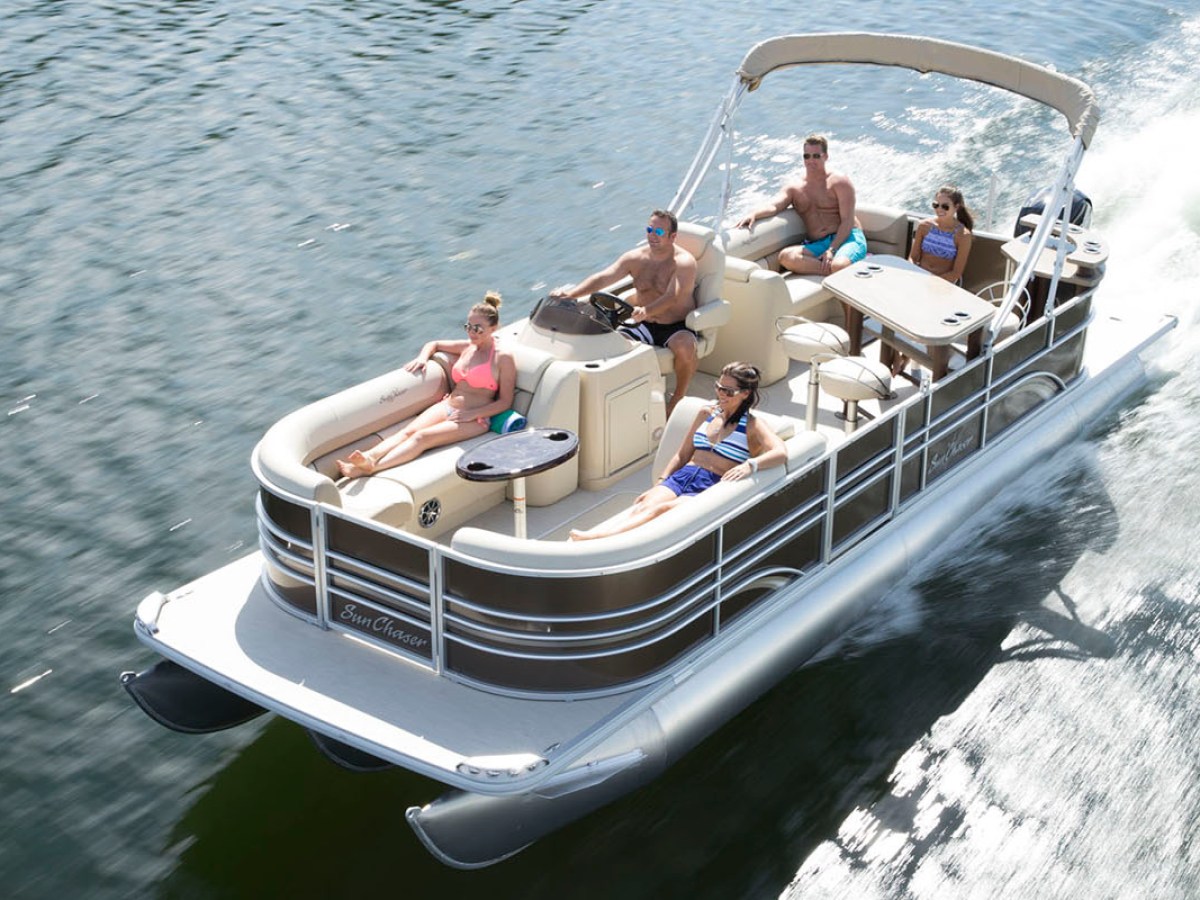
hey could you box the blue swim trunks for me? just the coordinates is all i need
[661,464,721,497]
[802,226,868,263]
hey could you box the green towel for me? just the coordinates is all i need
[489,409,527,434]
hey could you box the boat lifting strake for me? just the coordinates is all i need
[121,33,1176,868]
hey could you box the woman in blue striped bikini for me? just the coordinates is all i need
[569,362,786,541]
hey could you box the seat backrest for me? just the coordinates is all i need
[675,221,725,312]
[722,203,910,267]
[858,205,910,256]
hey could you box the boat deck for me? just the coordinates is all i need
[142,552,662,792]
[460,328,922,541]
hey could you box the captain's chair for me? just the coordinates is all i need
[616,222,731,384]
[670,222,731,373]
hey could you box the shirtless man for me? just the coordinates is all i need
[735,134,867,277]
[552,209,698,416]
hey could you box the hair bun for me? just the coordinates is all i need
[483,290,503,309]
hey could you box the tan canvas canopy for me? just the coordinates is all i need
[738,33,1099,146]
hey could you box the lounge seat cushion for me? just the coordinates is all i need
[254,341,580,536]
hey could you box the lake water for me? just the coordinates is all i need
[2,2,1199,897]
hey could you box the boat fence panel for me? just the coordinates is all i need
[259,489,312,541]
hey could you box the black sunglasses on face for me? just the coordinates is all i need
[932,202,952,211]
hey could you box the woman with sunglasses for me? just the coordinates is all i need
[336,291,516,477]
[909,185,975,284]
[569,362,785,541]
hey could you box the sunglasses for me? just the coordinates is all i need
[715,383,743,396]
[463,322,486,334]
[802,152,824,160]
[932,201,952,211]
[645,226,667,236]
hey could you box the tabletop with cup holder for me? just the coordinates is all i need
[823,255,998,380]
[455,427,579,539]
[1001,213,1109,320]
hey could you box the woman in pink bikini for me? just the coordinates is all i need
[336,291,517,477]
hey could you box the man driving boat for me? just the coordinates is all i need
[551,209,698,417]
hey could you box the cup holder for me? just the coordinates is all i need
[547,431,570,441]
[466,462,493,472]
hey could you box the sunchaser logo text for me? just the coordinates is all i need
[337,602,430,654]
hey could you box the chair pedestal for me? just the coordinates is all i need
[776,318,889,432]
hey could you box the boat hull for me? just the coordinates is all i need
[403,339,1162,866]
[131,308,1170,867]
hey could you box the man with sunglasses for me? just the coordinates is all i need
[735,134,867,277]
[551,209,699,416]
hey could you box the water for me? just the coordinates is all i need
[2,2,1198,897]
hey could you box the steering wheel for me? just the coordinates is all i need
[588,291,635,330]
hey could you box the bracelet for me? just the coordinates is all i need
[747,458,758,473]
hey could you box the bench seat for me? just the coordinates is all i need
[450,396,827,568]
[253,341,581,539]
[705,204,911,385]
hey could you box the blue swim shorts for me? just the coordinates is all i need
[661,464,721,497]
[802,226,868,263]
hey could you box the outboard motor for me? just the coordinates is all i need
[1014,186,1092,236]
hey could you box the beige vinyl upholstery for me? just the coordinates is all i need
[629,222,731,382]
[253,342,581,538]
[450,397,825,567]
[711,204,910,385]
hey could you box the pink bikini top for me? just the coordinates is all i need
[451,343,499,393]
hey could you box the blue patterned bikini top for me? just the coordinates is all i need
[693,412,750,463]
[921,223,960,260]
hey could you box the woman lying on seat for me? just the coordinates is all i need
[337,291,516,478]
[569,362,785,541]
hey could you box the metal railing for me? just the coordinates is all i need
[257,287,1095,697]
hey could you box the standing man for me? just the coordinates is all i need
[735,134,867,276]
[552,209,698,416]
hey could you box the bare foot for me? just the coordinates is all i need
[889,354,910,378]
[568,529,596,541]
[336,450,376,478]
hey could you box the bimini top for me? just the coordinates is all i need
[738,33,1099,146]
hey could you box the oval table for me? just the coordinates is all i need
[455,427,579,539]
